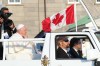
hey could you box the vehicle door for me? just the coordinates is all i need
[50,32,98,66]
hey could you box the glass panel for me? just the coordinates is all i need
[15,0,20,2]
[9,0,14,2]
[69,0,74,2]
[5,41,44,60]
[97,0,100,2]
[55,35,93,59]
[95,32,100,42]
[69,0,79,2]
[33,43,44,59]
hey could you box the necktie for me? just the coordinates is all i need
[67,52,71,58]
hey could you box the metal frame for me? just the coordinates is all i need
[80,0,99,31]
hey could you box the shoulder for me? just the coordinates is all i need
[10,33,23,39]
[70,48,74,51]
[57,47,63,51]
[69,48,76,53]
[56,47,65,54]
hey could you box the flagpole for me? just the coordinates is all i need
[80,0,99,31]
[74,0,78,32]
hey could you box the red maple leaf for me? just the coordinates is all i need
[52,13,64,25]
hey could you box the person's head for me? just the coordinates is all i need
[1,7,9,14]
[70,38,81,50]
[0,7,12,20]
[7,19,15,29]
[56,36,70,49]
[17,24,27,37]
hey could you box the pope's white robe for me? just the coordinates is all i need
[5,33,33,60]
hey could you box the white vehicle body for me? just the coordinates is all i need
[0,30,100,66]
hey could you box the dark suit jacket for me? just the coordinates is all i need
[56,47,70,59]
[0,25,3,60]
[69,48,82,58]
[5,27,17,38]
[0,25,1,39]
[8,28,17,37]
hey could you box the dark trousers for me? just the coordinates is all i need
[0,42,3,60]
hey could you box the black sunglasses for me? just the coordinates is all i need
[64,39,69,42]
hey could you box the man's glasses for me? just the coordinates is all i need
[64,39,69,42]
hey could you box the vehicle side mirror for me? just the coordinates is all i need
[87,49,100,60]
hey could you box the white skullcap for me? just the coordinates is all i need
[16,24,25,30]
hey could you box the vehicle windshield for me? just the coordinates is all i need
[95,32,100,42]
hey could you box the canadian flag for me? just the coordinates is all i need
[42,4,75,32]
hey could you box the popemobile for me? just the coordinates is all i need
[0,0,100,66]
[0,29,100,66]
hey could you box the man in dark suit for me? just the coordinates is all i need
[0,7,14,39]
[0,7,13,59]
[56,36,71,59]
[69,38,82,58]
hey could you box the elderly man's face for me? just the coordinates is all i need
[20,27,27,37]
[63,41,70,48]
[60,40,70,49]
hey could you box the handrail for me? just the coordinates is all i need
[2,38,45,60]
[0,38,45,42]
